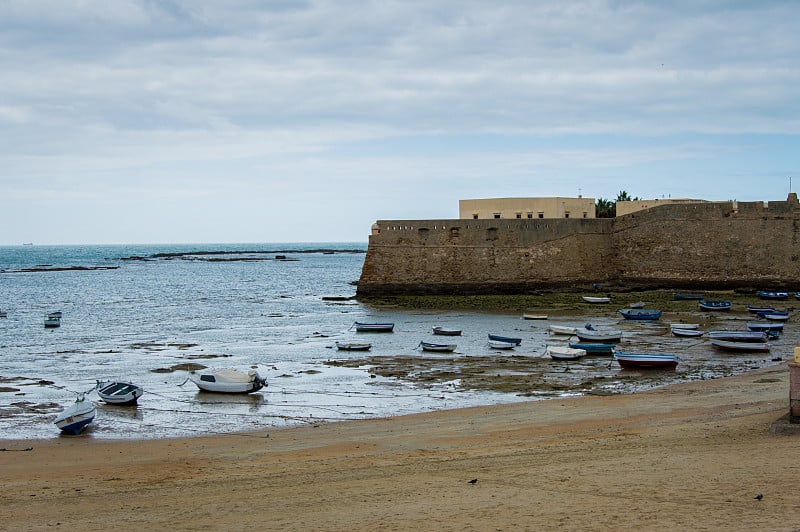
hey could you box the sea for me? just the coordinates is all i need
[0,243,792,440]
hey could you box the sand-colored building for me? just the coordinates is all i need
[459,197,596,220]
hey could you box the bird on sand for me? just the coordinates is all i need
[754,494,763,500]
[468,478,478,485]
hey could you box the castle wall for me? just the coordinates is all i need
[356,199,800,296]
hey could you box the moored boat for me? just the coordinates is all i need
[672,328,703,338]
[44,314,61,327]
[549,325,578,335]
[747,304,775,314]
[488,340,516,350]
[698,300,732,311]
[707,330,767,342]
[618,308,662,320]
[568,340,615,354]
[669,323,700,330]
[335,341,372,351]
[575,326,622,343]
[545,345,586,361]
[353,321,395,332]
[522,313,548,320]
[756,311,790,321]
[54,395,96,434]
[582,296,611,304]
[746,322,784,333]
[758,291,789,300]
[711,340,770,352]
[488,333,522,345]
[673,293,703,301]
[96,380,144,405]
[432,326,462,336]
[188,368,267,394]
[614,352,678,370]
[419,341,457,353]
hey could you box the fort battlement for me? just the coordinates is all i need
[356,197,800,296]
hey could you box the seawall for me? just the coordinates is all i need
[356,198,800,296]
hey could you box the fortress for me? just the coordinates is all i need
[356,194,800,296]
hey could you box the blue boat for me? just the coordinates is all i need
[352,321,395,332]
[569,341,614,354]
[618,308,662,320]
[747,304,775,314]
[747,322,784,333]
[757,310,790,321]
[54,395,96,435]
[698,300,731,311]
[488,333,522,345]
[758,291,789,300]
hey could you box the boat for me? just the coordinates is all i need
[335,341,372,351]
[95,380,143,405]
[707,331,768,342]
[522,313,548,320]
[549,325,578,335]
[419,341,457,352]
[628,301,646,309]
[352,321,394,332]
[673,293,703,300]
[758,291,789,300]
[618,308,662,320]
[757,311,790,321]
[0,309,6,318]
[545,345,586,361]
[44,314,61,327]
[188,368,267,393]
[582,296,611,304]
[568,340,615,354]
[711,340,770,352]
[672,328,703,338]
[747,304,775,314]
[669,323,700,330]
[48,311,63,318]
[746,322,784,333]
[698,300,732,311]
[575,326,622,343]
[432,326,462,336]
[54,395,96,435]
[488,340,516,350]
[614,352,678,370]
[488,333,522,345]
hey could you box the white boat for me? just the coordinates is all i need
[488,340,516,350]
[549,325,578,335]
[575,326,622,342]
[432,326,462,336]
[672,328,703,338]
[44,315,61,328]
[711,340,770,352]
[54,395,96,434]
[670,323,700,330]
[353,321,395,332]
[582,296,611,304]
[95,380,144,405]
[522,313,548,320]
[419,341,457,352]
[335,341,372,351]
[189,368,267,393]
[545,345,586,361]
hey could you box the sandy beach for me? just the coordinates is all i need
[2,363,799,531]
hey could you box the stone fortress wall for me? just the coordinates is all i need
[356,196,800,296]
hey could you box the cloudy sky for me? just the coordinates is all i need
[1,1,797,245]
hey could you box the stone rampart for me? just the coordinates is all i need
[356,198,800,296]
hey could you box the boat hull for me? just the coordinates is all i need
[189,369,266,394]
[432,326,461,336]
[96,380,143,405]
[54,399,96,434]
[420,342,457,352]
[711,340,770,352]
[618,308,662,320]
[488,334,522,345]
[354,322,395,332]
[335,342,372,351]
[615,352,678,370]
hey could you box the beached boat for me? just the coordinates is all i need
[707,331,768,342]
[522,313,548,320]
[95,380,144,405]
[673,293,703,301]
[757,311,790,321]
[575,326,622,343]
[614,352,678,370]
[188,368,267,394]
[747,304,775,314]
[672,328,703,338]
[698,300,732,311]
[419,341,457,353]
[670,323,700,330]
[352,321,394,332]
[549,325,578,335]
[488,340,516,350]
[335,341,372,351]
[711,340,770,352]
[582,296,611,304]
[618,308,662,320]
[568,340,615,354]
[545,345,586,361]
[488,333,522,345]
[432,326,462,336]
[758,291,789,300]
[746,322,784,333]
[0,309,7,318]
[44,314,61,327]
[54,395,96,435]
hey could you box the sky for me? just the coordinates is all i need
[1,1,798,245]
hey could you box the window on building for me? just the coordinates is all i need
[493,213,501,219]
[583,212,588,218]
[527,212,533,219]
[564,212,570,218]
[515,212,522,219]
[538,212,544,219]
[473,214,479,219]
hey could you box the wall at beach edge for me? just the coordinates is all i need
[355,198,800,296]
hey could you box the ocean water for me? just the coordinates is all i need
[0,244,792,440]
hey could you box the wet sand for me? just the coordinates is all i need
[2,363,799,530]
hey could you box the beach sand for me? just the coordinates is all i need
[2,363,799,531]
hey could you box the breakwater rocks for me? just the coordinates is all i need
[357,197,800,296]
